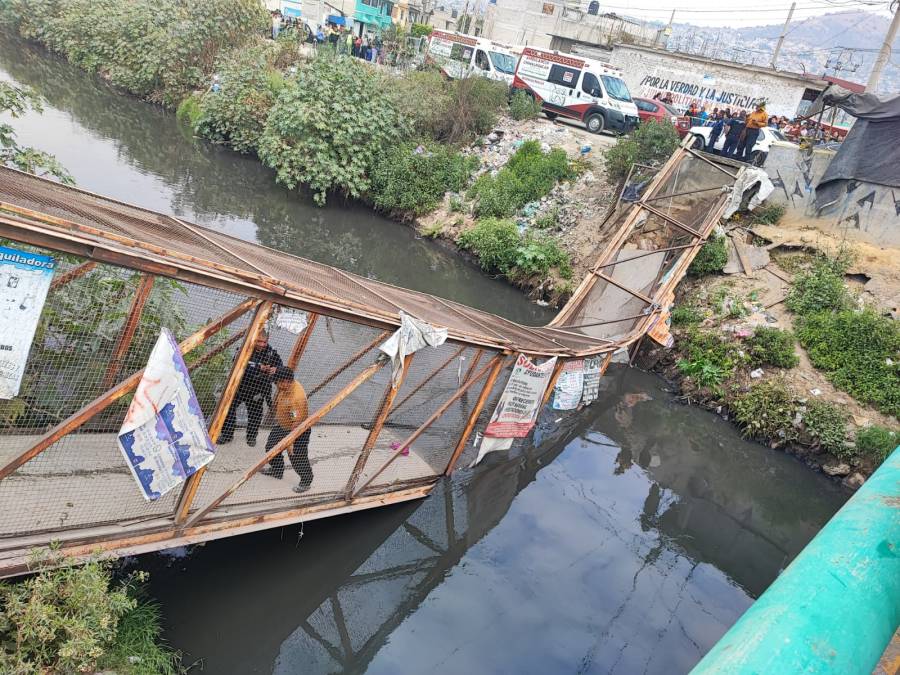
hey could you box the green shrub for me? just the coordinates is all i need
[369,143,478,216]
[687,235,728,276]
[855,425,898,462]
[786,255,851,316]
[6,0,268,106]
[0,557,181,674]
[671,303,704,326]
[731,379,798,442]
[795,308,900,417]
[604,119,681,180]
[509,90,541,121]
[515,232,572,279]
[677,328,746,389]
[195,44,279,154]
[749,202,785,225]
[745,326,799,369]
[534,206,559,229]
[449,196,466,213]
[457,218,521,273]
[410,22,433,37]
[391,71,507,145]
[259,56,406,205]
[803,400,848,456]
[470,141,574,217]
[175,94,203,128]
[0,82,72,183]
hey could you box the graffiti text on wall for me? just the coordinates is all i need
[639,75,762,110]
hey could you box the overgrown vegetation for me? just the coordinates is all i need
[803,400,849,456]
[604,119,681,180]
[457,218,572,280]
[3,0,267,106]
[509,90,542,121]
[194,44,282,154]
[855,425,898,462]
[0,556,181,674]
[731,379,798,443]
[747,202,786,226]
[786,253,900,418]
[259,55,406,205]
[469,141,575,217]
[676,328,745,390]
[687,235,728,277]
[745,326,799,369]
[369,143,478,216]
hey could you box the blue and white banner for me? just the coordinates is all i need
[117,329,216,501]
[0,245,55,399]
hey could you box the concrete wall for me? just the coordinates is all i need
[607,44,823,119]
[764,144,900,248]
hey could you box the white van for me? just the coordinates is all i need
[512,48,639,134]
[426,31,519,84]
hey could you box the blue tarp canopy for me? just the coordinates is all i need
[283,6,301,17]
[328,14,346,25]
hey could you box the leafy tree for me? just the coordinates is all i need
[0,82,72,183]
[5,0,268,106]
[259,55,407,205]
[195,44,282,154]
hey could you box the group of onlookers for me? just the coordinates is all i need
[268,10,386,63]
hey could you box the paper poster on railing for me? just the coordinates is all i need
[117,329,216,501]
[582,356,602,405]
[552,359,584,410]
[0,246,55,400]
[475,354,557,464]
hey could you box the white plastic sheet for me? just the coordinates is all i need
[379,311,448,387]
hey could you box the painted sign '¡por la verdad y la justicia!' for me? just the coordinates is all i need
[639,75,763,109]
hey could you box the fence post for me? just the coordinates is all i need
[444,354,506,476]
[174,301,273,525]
[101,273,155,389]
[344,353,414,500]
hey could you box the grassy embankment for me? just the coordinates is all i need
[663,208,899,478]
[1,0,589,293]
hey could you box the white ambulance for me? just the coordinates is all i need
[426,31,519,85]
[512,48,639,134]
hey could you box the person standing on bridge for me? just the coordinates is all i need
[261,367,314,493]
[220,329,283,447]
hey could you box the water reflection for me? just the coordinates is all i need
[0,34,553,325]
[144,368,845,674]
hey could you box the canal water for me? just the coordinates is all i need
[0,37,848,674]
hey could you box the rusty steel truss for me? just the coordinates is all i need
[0,138,737,576]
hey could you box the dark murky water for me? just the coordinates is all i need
[0,38,848,674]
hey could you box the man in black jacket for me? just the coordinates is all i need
[721,111,746,158]
[220,330,283,447]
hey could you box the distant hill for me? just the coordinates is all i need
[667,10,900,94]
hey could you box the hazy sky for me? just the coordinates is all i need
[521,0,896,28]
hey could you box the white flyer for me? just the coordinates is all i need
[0,246,55,399]
[552,359,584,410]
[582,356,603,405]
[117,329,216,501]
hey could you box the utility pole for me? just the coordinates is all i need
[770,1,795,69]
[654,9,674,48]
[867,0,900,92]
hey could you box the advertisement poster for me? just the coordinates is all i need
[0,246,55,399]
[117,329,216,501]
[552,359,584,410]
[582,356,603,405]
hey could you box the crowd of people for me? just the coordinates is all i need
[269,10,389,63]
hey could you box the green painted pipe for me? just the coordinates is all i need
[693,446,900,674]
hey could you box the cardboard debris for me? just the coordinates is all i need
[724,238,771,275]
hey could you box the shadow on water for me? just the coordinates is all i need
[142,367,845,674]
[0,34,553,326]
